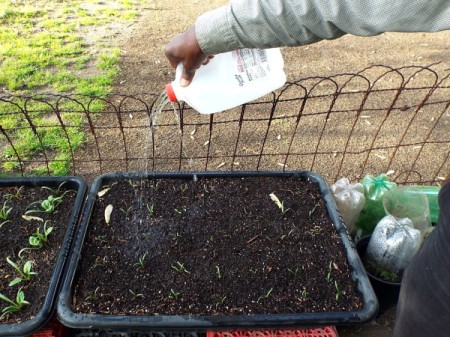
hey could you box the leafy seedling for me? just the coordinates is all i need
[0,201,12,228]
[6,257,37,286]
[288,267,299,277]
[129,289,144,300]
[335,280,341,301]
[0,288,30,319]
[146,203,154,217]
[169,289,180,300]
[3,187,24,202]
[171,261,190,274]
[25,195,63,214]
[134,252,148,269]
[326,261,333,282]
[19,221,54,257]
[215,265,222,280]
[281,229,294,240]
[269,193,290,215]
[42,181,75,197]
[85,287,100,301]
[215,296,227,308]
[301,288,309,299]
[120,206,133,219]
[257,288,273,303]
[309,202,320,217]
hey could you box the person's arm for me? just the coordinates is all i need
[196,0,450,54]
[165,0,450,85]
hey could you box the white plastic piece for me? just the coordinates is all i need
[166,48,286,114]
[330,178,365,233]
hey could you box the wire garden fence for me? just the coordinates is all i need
[0,64,449,185]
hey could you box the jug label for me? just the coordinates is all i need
[234,49,271,85]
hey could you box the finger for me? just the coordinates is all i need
[181,66,197,87]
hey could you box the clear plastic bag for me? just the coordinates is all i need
[330,178,365,233]
[366,215,421,274]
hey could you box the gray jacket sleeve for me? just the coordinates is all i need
[195,0,450,55]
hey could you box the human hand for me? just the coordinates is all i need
[164,26,214,87]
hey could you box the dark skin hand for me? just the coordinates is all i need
[164,26,214,87]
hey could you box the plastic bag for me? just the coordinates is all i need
[366,215,421,274]
[330,178,365,233]
[355,174,397,235]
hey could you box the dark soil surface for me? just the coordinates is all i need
[72,175,363,316]
[0,184,77,324]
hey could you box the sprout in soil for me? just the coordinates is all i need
[6,257,37,286]
[309,202,320,217]
[257,287,273,303]
[3,186,24,202]
[150,181,159,191]
[215,265,222,280]
[335,280,341,301]
[169,289,180,300]
[326,261,333,282]
[0,288,30,319]
[146,204,154,217]
[42,181,75,197]
[134,252,148,270]
[25,195,63,214]
[180,183,188,192]
[301,288,309,299]
[269,193,290,215]
[288,267,299,277]
[19,221,54,257]
[174,208,182,215]
[281,229,295,240]
[171,261,190,274]
[0,200,12,228]
[215,296,227,308]
[129,289,144,300]
[120,206,133,219]
[85,287,100,301]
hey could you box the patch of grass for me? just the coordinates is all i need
[0,0,143,175]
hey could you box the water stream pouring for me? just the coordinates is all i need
[166,48,286,114]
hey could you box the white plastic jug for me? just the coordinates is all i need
[165,48,286,114]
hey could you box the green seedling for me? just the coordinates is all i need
[0,288,30,319]
[215,265,222,280]
[6,257,37,286]
[180,183,188,192]
[120,206,133,219]
[150,182,159,191]
[326,261,333,282]
[134,252,148,269]
[288,267,299,277]
[269,193,290,215]
[215,296,227,308]
[129,289,144,300]
[171,261,190,274]
[174,208,182,215]
[301,288,309,299]
[335,280,341,301]
[19,221,54,257]
[203,184,209,193]
[257,288,273,303]
[25,195,63,214]
[3,187,24,202]
[281,229,294,240]
[146,204,154,217]
[249,268,257,274]
[0,201,12,228]
[42,182,75,197]
[169,289,180,300]
[309,202,320,217]
[85,287,100,301]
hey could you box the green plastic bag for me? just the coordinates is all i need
[355,174,397,235]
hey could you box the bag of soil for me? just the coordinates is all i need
[366,215,421,275]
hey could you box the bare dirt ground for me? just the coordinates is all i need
[76,1,449,335]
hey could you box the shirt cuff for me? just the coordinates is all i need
[195,5,240,55]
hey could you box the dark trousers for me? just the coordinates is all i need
[393,182,450,337]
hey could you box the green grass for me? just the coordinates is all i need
[0,0,143,175]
